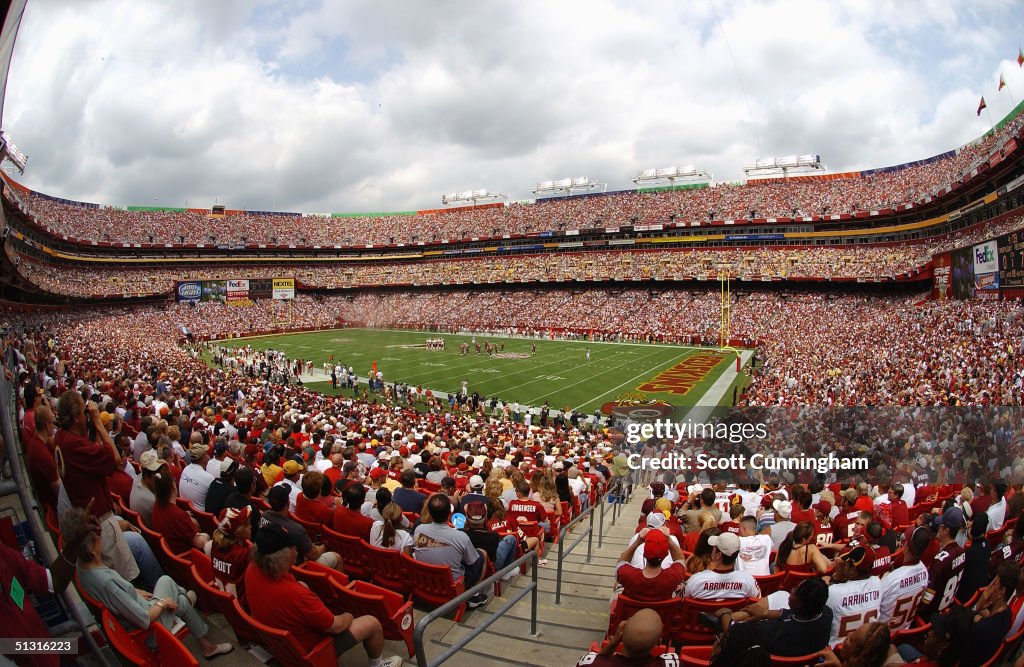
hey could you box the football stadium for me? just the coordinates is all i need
[3,2,1024,666]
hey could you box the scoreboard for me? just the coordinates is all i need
[998,230,1024,288]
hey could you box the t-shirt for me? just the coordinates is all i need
[770,521,796,551]
[826,576,882,646]
[331,506,373,542]
[877,561,929,630]
[54,429,117,516]
[574,651,681,667]
[962,607,1012,667]
[244,566,333,653]
[393,487,427,514]
[24,430,59,511]
[413,523,480,581]
[295,494,334,526]
[150,501,197,555]
[684,568,760,600]
[615,562,686,602]
[211,541,250,597]
[204,479,234,519]
[369,522,414,552]
[507,498,548,525]
[129,477,156,526]
[753,608,834,657]
[920,542,966,618]
[737,534,773,576]
[179,463,214,512]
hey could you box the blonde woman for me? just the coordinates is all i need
[531,471,562,524]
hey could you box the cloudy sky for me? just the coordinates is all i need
[4,0,1024,213]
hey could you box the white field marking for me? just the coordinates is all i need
[512,346,673,406]
[461,347,640,398]
[567,348,699,412]
[391,345,590,387]
[340,327,709,351]
[681,350,753,423]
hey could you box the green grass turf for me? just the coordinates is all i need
[213,328,746,415]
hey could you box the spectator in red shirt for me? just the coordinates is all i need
[719,504,744,536]
[791,491,815,524]
[330,482,373,541]
[889,484,910,529]
[150,466,210,554]
[507,480,549,565]
[54,390,139,582]
[853,483,875,514]
[615,528,687,603]
[209,507,251,598]
[25,404,59,513]
[106,433,135,501]
[294,470,335,525]
[244,522,402,667]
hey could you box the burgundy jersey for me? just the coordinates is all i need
[919,542,966,618]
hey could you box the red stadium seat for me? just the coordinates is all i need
[781,569,818,591]
[137,520,164,554]
[189,565,258,645]
[754,572,788,596]
[677,645,713,666]
[157,538,194,589]
[189,548,213,586]
[320,524,371,580]
[674,597,754,646]
[191,507,218,536]
[230,599,336,667]
[363,542,412,597]
[401,552,468,622]
[336,579,417,657]
[101,609,157,667]
[152,623,199,667]
[608,595,679,644]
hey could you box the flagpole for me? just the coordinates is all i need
[986,105,996,132]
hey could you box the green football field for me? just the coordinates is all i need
[213,328,750,416]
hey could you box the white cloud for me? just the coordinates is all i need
[4,0,1024,213]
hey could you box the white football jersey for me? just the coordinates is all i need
[827,576,882,646]
[878,562,929,630]
[684,568,761,600]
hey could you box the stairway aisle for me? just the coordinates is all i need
[423,489,649,667]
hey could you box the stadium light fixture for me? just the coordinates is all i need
[743,154,823,179]
[532,176,606,197]
[632,165,710,187]
[0,130,27,174]
[441,189,507,206]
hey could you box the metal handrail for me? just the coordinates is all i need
[0,368,116,665]
[554,502,597,604]
[413,550,539,667]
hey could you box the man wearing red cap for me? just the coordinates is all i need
[615,528,687,602]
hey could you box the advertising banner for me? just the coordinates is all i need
[999,229,1024,288]
[272,277,295,300]
[972,240,999,295]
[175,281,201,303]
[931,252,951,300]
[226,279,250,304]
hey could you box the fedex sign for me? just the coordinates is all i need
[973,240,998,274]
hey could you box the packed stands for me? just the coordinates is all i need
[5,110,1022,248]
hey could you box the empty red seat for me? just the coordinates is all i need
[363,542,411,596]
[401,552,468,622]
[321,524,371,580]
[335,579,416,657]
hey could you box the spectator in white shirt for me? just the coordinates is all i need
[987,480,1008,532]
[737,516,774,576]
[684,533,761,600]
[179,441,215,512]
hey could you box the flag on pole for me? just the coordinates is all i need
[999,73,1007,91]
[1019,47,1024,67]
[977,96,987,116]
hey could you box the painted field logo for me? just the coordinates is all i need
[636,352,727,395]
[493,352,530,359]
[601,392,674,420]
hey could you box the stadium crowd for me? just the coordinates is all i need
[6,112,1021,248]
[8,292,1024,666]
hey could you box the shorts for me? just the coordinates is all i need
[333,630,358,654]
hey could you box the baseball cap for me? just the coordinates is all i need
[139,450,164,473]
[464,501,488,527]
[708,532,741,556]
[644,530,669,559]
[220,458,239,476]
[935,507,966,531]
[188,442,208,461]
[214,439,228,457]
[369,467,387,481]
[254,522,294,555]
[773,499,793,519]
[469,475,484,490]
[840,545,876,575]
[646,512,666,530]
[266,484,291,511]
[812,500,832,516]
[217,506,249,534]
[651,482,665,497]
[283,460,302,475]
